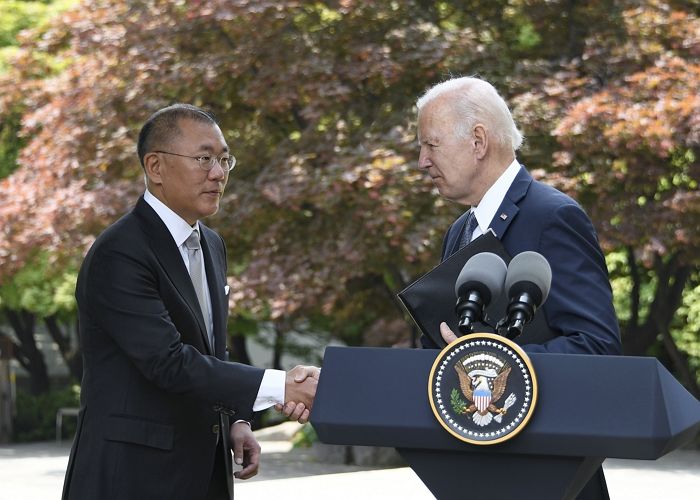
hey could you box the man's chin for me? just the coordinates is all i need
[437,189,468,205]
[199,203,220,219]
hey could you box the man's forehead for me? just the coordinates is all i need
[177,118,228,150]
[417,110,447,142]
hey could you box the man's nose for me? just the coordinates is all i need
[208,161,226,180]
[418,149,432,169]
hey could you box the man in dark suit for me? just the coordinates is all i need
[62,104,318,500]
[416,77,621,498]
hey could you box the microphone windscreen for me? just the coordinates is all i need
[505,251,552,303]
[454,252,508,303]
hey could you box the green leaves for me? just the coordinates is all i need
[0,252,77,318]
[0,1,697,373]
[451,388,467,415]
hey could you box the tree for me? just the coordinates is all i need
[0,0,83,393]
[2,0,468,350]
[512,0,700,394]
[0,253,80,394]
[0,1,697,394]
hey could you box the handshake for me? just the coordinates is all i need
[278,365,321,424]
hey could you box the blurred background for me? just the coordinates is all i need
[0,0,698,446]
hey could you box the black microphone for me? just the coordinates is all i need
[502,251,552,340]
[454,252,507,334]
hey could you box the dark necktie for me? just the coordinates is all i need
[459,210,478,249]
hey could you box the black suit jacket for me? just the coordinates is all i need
[62,196,264,500]
[424,167,621,356]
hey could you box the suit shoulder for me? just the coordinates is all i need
[523,179,585,216]
[86,210,144,257]
[529,179,578,204]
[524,180,601,248]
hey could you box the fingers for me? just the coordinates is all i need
[275,402,310,423]
[281,365,320,423]
[230,421,249,466]
[440,321,459,344]
[297,408,310,424]
[231,424,261,480]
[234,445,260,480]
[241,435,260,480]
[279,402,305,418]
[292,365,321,383]
[288,402,306,421]
[233,436,244,466]
[285,369,319,410]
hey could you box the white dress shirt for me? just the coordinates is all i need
[466,159,521,243]
[144,190,285,411]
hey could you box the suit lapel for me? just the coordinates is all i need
[134,197,213,355]
[200,231,227,359]
[487,167,532,240]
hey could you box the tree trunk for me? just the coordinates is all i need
[622,252,684,356]
[272,324,284,370]
[45,314,83,383]
[621,248,656,355]
[659,325,700,399]
[229,333,252,365]
[3,308,49,395]
[619,252,698,398]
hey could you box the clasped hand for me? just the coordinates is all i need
[276,365,320,424]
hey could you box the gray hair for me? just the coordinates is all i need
[416,77,523,150]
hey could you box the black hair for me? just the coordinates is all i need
[137,103,219,168]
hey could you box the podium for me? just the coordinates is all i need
[311,347,700,499]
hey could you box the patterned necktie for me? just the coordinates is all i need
[185,229,213,350]
[459,210,478,249]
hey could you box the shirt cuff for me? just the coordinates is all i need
[252,369,286,412]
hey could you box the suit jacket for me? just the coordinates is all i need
[423,167,621,356]
[62,196,264,500]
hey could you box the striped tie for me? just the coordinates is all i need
[459,211,478,249]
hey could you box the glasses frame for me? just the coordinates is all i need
[153,150,236,172]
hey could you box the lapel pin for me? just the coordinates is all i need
[500,213,508,220]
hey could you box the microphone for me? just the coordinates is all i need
[454,252,508,334]
[502,251,552,340]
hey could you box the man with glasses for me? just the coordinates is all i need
[62,104,319,500]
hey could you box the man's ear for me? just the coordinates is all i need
[472,124,488,160]
[143,152,163,186]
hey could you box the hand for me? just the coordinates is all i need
[230,422,261,480]
[276,365,320,423]
[275,401,310,424]
[440,322,459,344]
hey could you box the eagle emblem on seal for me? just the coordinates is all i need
[452,352,517,427]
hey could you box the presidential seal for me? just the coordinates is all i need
[428,333,538,445]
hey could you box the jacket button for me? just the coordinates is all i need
[212,424,220,434]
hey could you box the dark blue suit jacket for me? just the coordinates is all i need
[425,167,621,356]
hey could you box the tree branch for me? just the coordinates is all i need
[659,324,700,399]
[626,245,640,331]
[45,314,70,353]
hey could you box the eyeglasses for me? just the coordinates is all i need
[154,150,236,172]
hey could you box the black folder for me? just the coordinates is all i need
[398,231,511,348]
